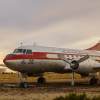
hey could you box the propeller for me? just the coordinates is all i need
[58,54,89,86]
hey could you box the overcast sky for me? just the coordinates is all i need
[0,0,100,62]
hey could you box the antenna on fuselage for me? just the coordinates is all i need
[33,42,37,46]
[20,42,23,47]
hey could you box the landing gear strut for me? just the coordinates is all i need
[37,77,46,85]
[89,76,98,85]
[18,73,29,88]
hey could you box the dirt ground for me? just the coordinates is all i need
[0,88,66,100]
[0,87,100,100]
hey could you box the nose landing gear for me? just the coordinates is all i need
[18,73,29,88]
[18,72,46,88]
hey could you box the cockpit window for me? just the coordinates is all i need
[26,50,32,54]
[23,49,26,53]
[13,49,32,54]
[13,49,24,53]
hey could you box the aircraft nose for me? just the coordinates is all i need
[3,58,6,64]
[3,54,15,65]
[3,55,8,64]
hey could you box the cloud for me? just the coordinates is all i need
[0,0,34,30]
[0,0,100,60]
[0,0,99,31]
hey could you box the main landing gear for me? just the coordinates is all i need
[37,77,46,85]
[89,76,98,85]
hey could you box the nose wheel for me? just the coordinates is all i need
[18,72,29,88]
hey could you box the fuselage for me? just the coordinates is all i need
[3,45,100,76]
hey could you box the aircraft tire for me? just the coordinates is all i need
[89,77,98,85]
[37,77,46,84]
[19,82,29,88]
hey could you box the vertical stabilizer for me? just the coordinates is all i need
[87,41,100,51]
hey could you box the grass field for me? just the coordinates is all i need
[0,73,98,100]
[0,72,81,83]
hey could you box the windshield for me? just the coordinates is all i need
[13,49,32,54]
[13,49,26,53]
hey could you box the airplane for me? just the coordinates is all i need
[3,41,100,88]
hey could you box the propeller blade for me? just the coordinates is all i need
[78,55,89,63]
[58,54,89,87]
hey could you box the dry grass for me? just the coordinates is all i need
[0,88,99,100]
[0,89,67,100]
[0,73,94,100]
[0,72,81,83]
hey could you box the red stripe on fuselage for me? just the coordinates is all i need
[5,52,86,61]
[5,52,61,60]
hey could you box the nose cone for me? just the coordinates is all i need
[3,54,19,72]
[3,54,15,66]
[3,55,8,65]
[3,58,6,65]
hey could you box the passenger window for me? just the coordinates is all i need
[26,50,32,54]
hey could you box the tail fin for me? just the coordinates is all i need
[87,41,100,51]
